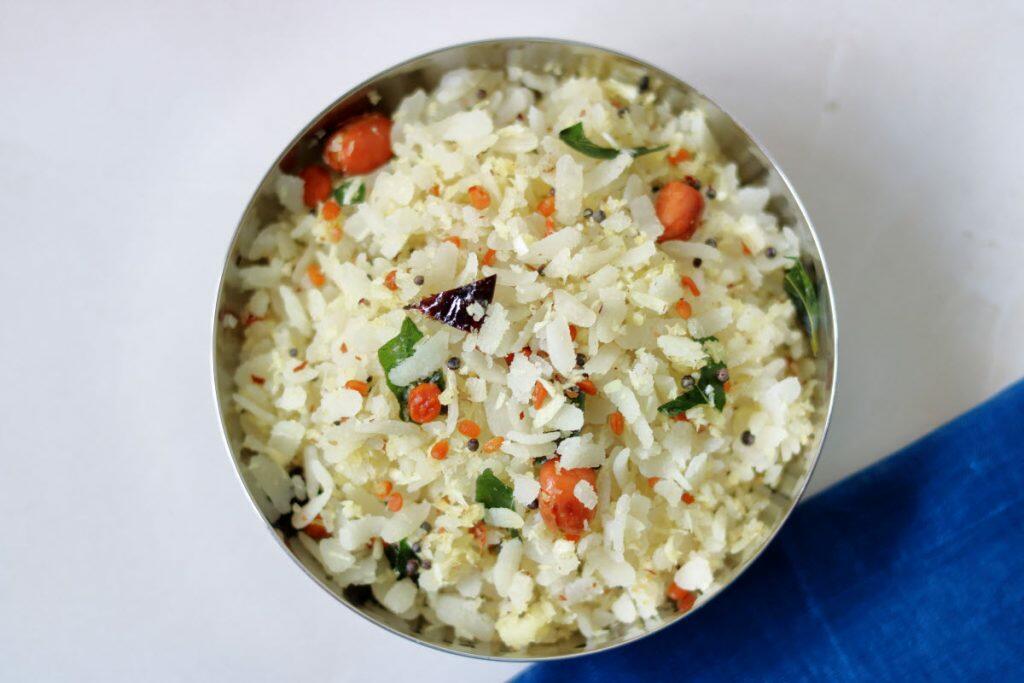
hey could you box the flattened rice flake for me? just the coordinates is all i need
[232,65,818,651]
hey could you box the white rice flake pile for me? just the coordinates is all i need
[230,65,819,653]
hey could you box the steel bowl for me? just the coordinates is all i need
[211,37,838,661]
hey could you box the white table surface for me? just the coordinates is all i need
[2,1,1022,680]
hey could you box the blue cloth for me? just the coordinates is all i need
[517,381,1024,682]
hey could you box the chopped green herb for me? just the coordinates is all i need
[333,179,366,205]
[475,469,514,510]
[567,391,586,411]
[565,391,585,438]
[377,317,444,421]
[558,122,667,160]
[658,360,729,416]
[694,335,724,362]
[383,539,418,579]
[783,258,820,355]
[378,317,423,397]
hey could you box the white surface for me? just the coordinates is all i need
[2,2,1023,681]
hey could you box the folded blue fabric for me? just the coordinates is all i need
[517,380,1024,682]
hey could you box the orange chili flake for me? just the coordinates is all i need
[545,216,556,235]
[608,410,625,436]
[668,148,692,165]
[467,185,491,210]
[482,248,497,267]
[292,361,308,372]
[568,324,578,341]
[306,263,326,288]
[374,480,393,499]
[577,379,598,396]
[386,492,404,512]
[470,520,488,550]
[384,270,398,291]
[647,477,660,487]
[667,583,697,613]
[505,347,532,365]
[532,381,548,410]
[681,276,701,297]
[741,241,752,256]
[723,380,733,393]
[682,491,695,505]
[675,299,692,319]
[303,515,331,540]
[340,343,348,353]
[457,419,481,439]
[321,199,341,221]
[672,412,689,422]
[536,195,556,217]
[445,236,462,248]
[243,313,265,327]
[328,225,343,243]
[483,437,504,453]
[250,374,266,385]
[345,379,370,396]
[429,184,440,197]
[430,440,450,461]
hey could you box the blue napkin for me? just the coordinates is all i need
[517,380,1024,682]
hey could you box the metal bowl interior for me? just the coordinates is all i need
[212,38,837,661]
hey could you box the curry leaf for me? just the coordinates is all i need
[475,469,514,510]
[333,179,365,205]
[558,122,667,160]
[695,335,723,362]
[377,318,445,421]
[384,539,419,579]
[378,317,423,398]
[565,391,585,438]
[657,361,728,416]
[783,258,820,356]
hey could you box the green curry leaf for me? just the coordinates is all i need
[783,258,820,355]
[475,469,514,510]
[558,122,667,160]
[657,360,728,416]
[333,179,366,205]
[383,539,418,579]
[378,317,423,398]
[377,318,445,421]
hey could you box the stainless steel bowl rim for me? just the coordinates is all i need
[210,36,839,663]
